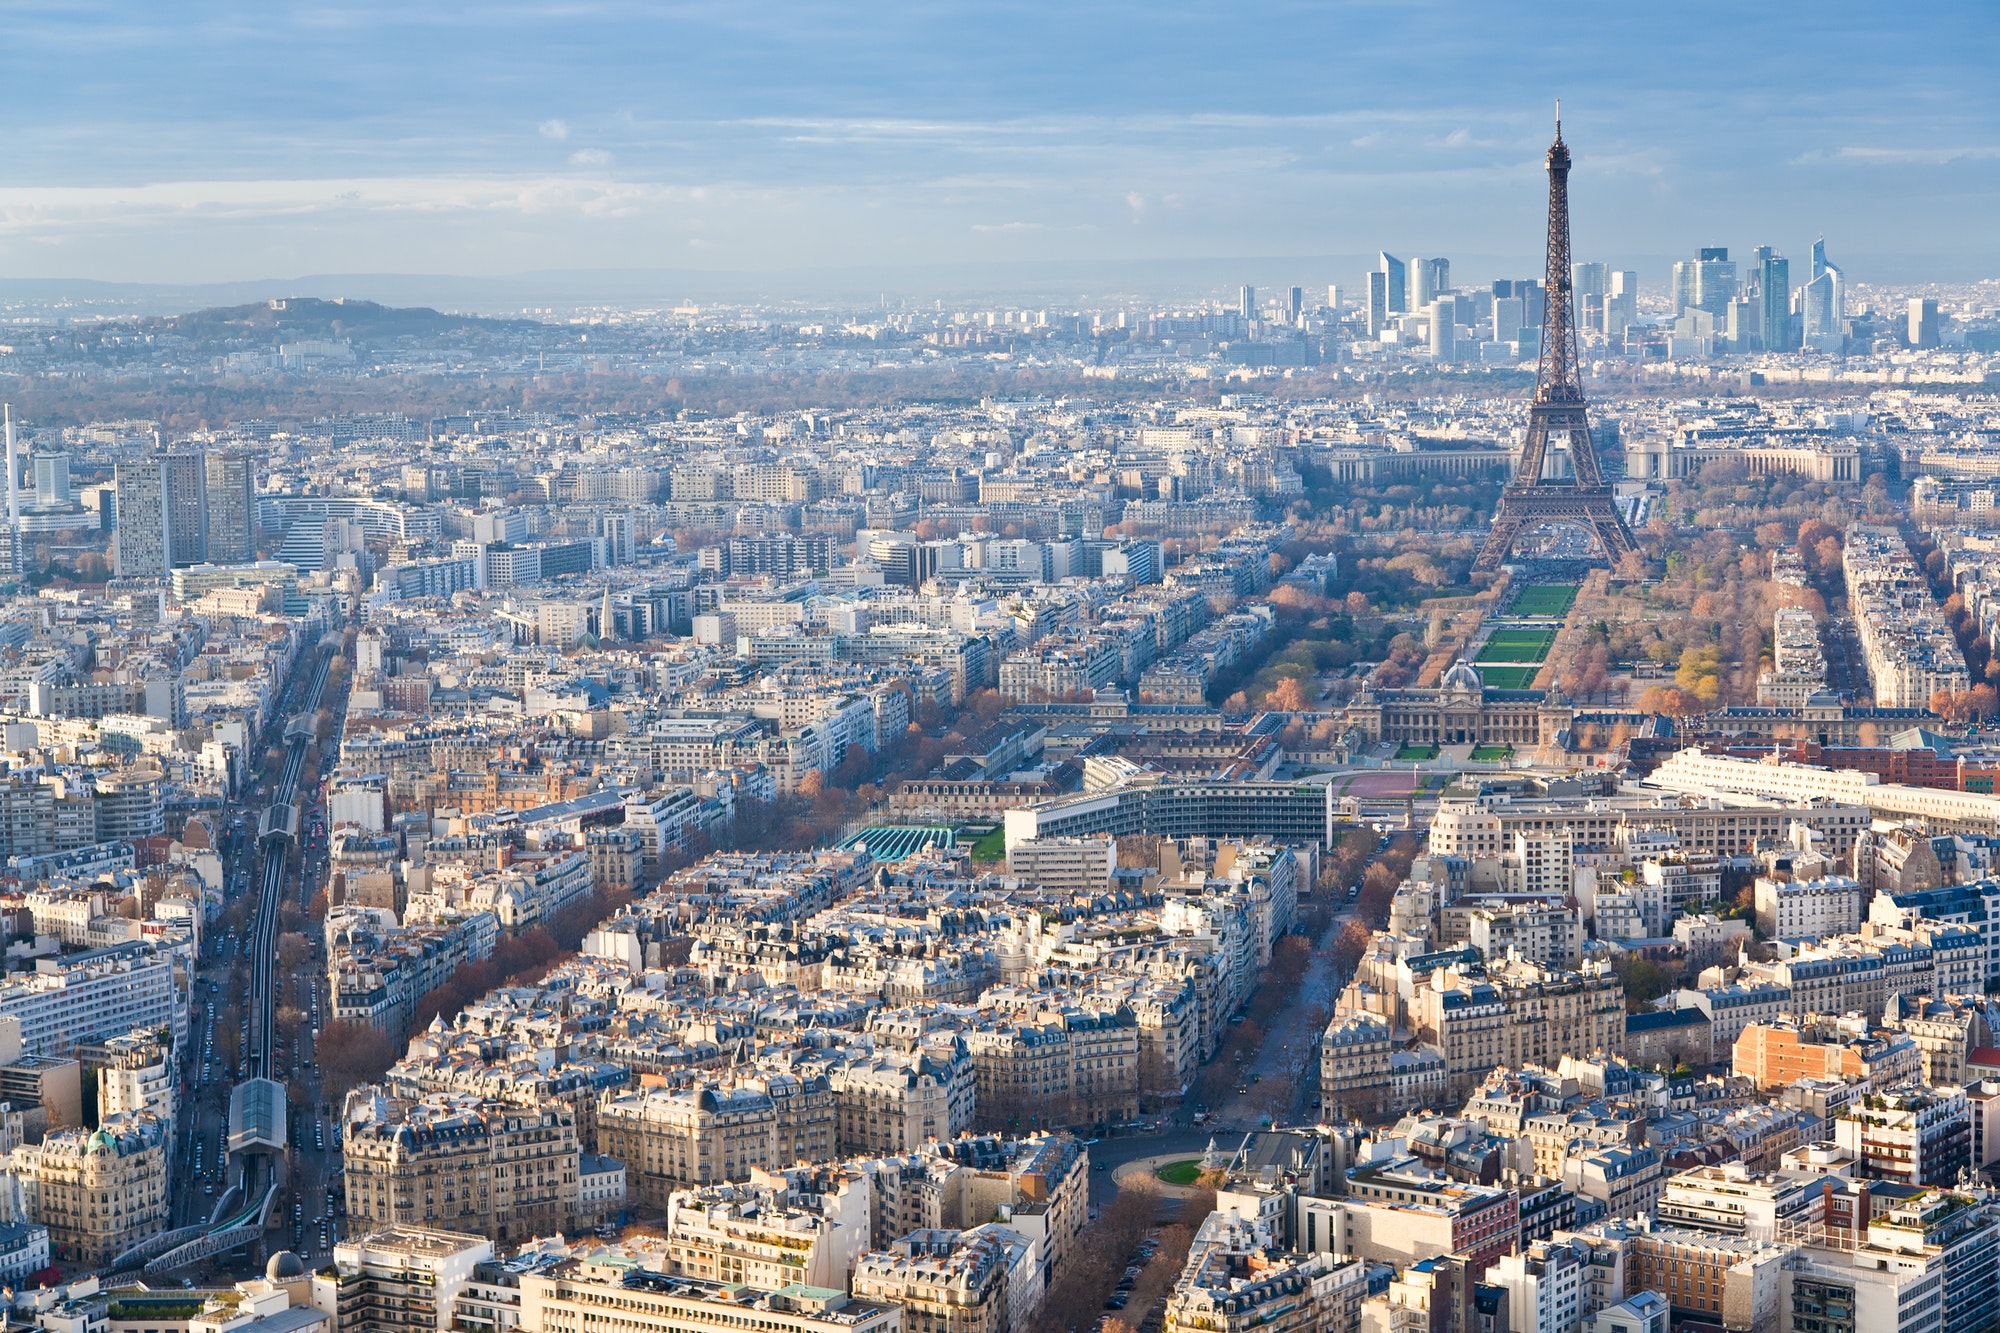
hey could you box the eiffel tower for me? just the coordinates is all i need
[1474,111,1638,573]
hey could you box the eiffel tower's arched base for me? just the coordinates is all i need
[1474,485,1638,573]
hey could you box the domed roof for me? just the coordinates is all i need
[1442,660,1484,692]
[86,1128,115,1155]
[267,1251,306,1280]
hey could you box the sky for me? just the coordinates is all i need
[1,1,1997,295]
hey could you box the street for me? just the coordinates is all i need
[162,632,354,1281]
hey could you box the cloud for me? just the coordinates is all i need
[970,221,1047,232]
[1808,145,2000,167]
[0,175,694,231]
[538,119,570,141]
[568,149,611,167]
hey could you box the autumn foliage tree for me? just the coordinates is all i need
[1268,677,1310,712]
[317,1020,398,1099]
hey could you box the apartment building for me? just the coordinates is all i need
[1409,959,1625,1096]
[663,1180,868,1292]
[343,1096,581,1242]
[1162,1210,1365,1333]
[1428,793,1871,861]
[1468,902,1583,968]
[1004,837,1116,893]
[594,1085,790,1207]
[19,1111,169,1267]
[1319,1011,1394,1120]
[1655,1163,1823,1241]
[522,1260,899,1333]
[827,1050,976,1155]
[0,945,184,1057]
[329,908,500,1040]
[1844,524,1968,708]
[1300,1149,1520,1275]
[1491,1239,1587,1333]
[1733,1021,1920,1092]
[318,1227,494,1333]
[1752,874,1865,940]
[852,1229,1018,1333]
[1834,1086,1970,1187]
[1564,1220,1791,1332]
[93,1029,177,1146]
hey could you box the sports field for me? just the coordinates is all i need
[1477,666,1541,689]
[1475,628,1560,663]
[1512,584,1579,617]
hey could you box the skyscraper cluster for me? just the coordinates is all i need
[1669,239,1846,353]
[1362,251,1637,363]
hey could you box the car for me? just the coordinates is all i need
[1104,1297,1127,1311]
[1093,1161,1107,1172]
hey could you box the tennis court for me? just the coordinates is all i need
[1512,584,1579,617]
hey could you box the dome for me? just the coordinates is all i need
[267,1251,306,1280]
[85,1128,115,1155]
[1442,660,1484,692]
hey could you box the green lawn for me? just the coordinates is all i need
[1475,630,1559,664]
[1395,743,1440,761]
[1513,584,1580,617]
[967,828,1007,862]
[1156,1160,1203,1186]
[1470,744,1515,761]
[1477,666,1541,689]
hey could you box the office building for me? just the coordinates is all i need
[1412,257,1448,310]
[1909,297,1940,349]
[1758,253,1791,351]
[1674,247,1735,318]
[31,454,69,507]
[1430,297,1455,360]
[1367,272,1389,337]
[1607,270,1640,340]
[1379,253,1407,314]
[1572,262,1608,331]
[1238,285,1254,321]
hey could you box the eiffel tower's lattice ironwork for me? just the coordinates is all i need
[1475,113,1639,573]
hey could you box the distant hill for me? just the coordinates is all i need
[155,297,536,345]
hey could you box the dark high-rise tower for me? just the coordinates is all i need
[1475,113,1638,574]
